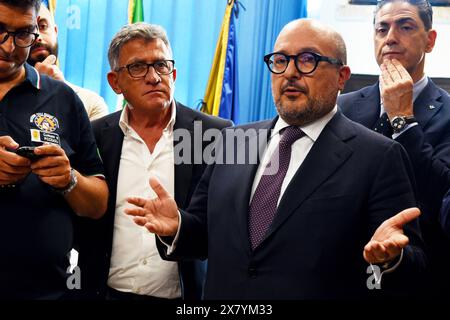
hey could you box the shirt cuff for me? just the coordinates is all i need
[392,122,418,139]
[158,210,182,256]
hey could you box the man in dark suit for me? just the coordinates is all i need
[76,22,231,300]
[125,19,426,299]
[337,0,450,295]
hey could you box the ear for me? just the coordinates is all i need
[425,29,437,53]
[107,71,122,94]
[337,65,351,91]
[54,24,58,37]
[172,68,177,82]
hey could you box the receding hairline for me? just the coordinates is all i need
[276,19,347,65]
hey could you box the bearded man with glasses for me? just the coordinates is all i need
[0,0,108,299]
[75,22,232,301]
[123,19,427,299]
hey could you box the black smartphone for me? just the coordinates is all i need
[15,146,41,161]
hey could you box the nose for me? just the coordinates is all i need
[144,66,161,84]
[385,27,399,46]
[283,58,301,80]
[0,34,16,53]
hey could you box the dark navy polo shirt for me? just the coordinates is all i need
[0,63,105,299]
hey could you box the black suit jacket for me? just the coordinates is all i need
[75,101,232,299]
[441,189,450,237]
[338,79,450,295]
[160,112,426,299]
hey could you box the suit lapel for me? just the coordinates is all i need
[262,112,355,245]
[414,79,444,129]
[351,83,381,128]
[101,114,124,208]
[173,102,194,208]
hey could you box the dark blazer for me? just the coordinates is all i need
[160,112,426,299]
[441,189,450,237]
[338,79,450,295]
[75,101,232,299]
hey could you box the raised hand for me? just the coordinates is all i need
[380,59,414,119]
[125,177,179,236]
[364,207,421,264]
[34,54,65,81]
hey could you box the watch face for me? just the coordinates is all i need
[391,117,406,132]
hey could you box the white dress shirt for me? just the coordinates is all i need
[250,107,337,204]
[107,104,181,299]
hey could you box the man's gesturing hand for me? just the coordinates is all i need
[364,207,421,265]
[125,177,179,237]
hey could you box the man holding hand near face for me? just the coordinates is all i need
[338,0,450,296]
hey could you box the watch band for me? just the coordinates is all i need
[54,168,78,196]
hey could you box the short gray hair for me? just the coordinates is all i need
[108,22,173,71]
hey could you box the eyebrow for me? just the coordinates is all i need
[0,22,36,32]
[276,47,321,55]
[376,17,417,27]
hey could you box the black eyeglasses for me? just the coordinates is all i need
[0,29,39,48]
[264,52,343,75]
[116,60,175,78]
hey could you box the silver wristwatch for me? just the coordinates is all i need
[54,168,78,196]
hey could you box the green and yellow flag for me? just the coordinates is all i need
[128,0,144,23]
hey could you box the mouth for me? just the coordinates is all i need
[31,46,48,54]
[382,52,403,59]
[0,56,12,63]
[282,86,307,97]
[143,90,165,96]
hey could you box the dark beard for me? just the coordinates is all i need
[27,42,59,66]
[275,92,338,126]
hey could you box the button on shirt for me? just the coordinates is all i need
[107,104,181,299]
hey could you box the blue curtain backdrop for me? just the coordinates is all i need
[54,0,307,124]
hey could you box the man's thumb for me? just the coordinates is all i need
[0,136,19,149]
[149,177,170,200]
[387,207,421,228]
[43,54,57,65]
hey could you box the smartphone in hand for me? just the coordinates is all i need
[15,146,42,161]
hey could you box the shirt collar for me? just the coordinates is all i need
[23,63,41,90]
[272,106,338,142]
[119,101,177,135]
[413,74,428,102]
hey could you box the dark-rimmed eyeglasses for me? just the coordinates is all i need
[116,60,175,78]
[264,52,343,75]
[0,29,39,48]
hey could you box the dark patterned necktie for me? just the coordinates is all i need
[373,112,393,138]
[248,126,305,250]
